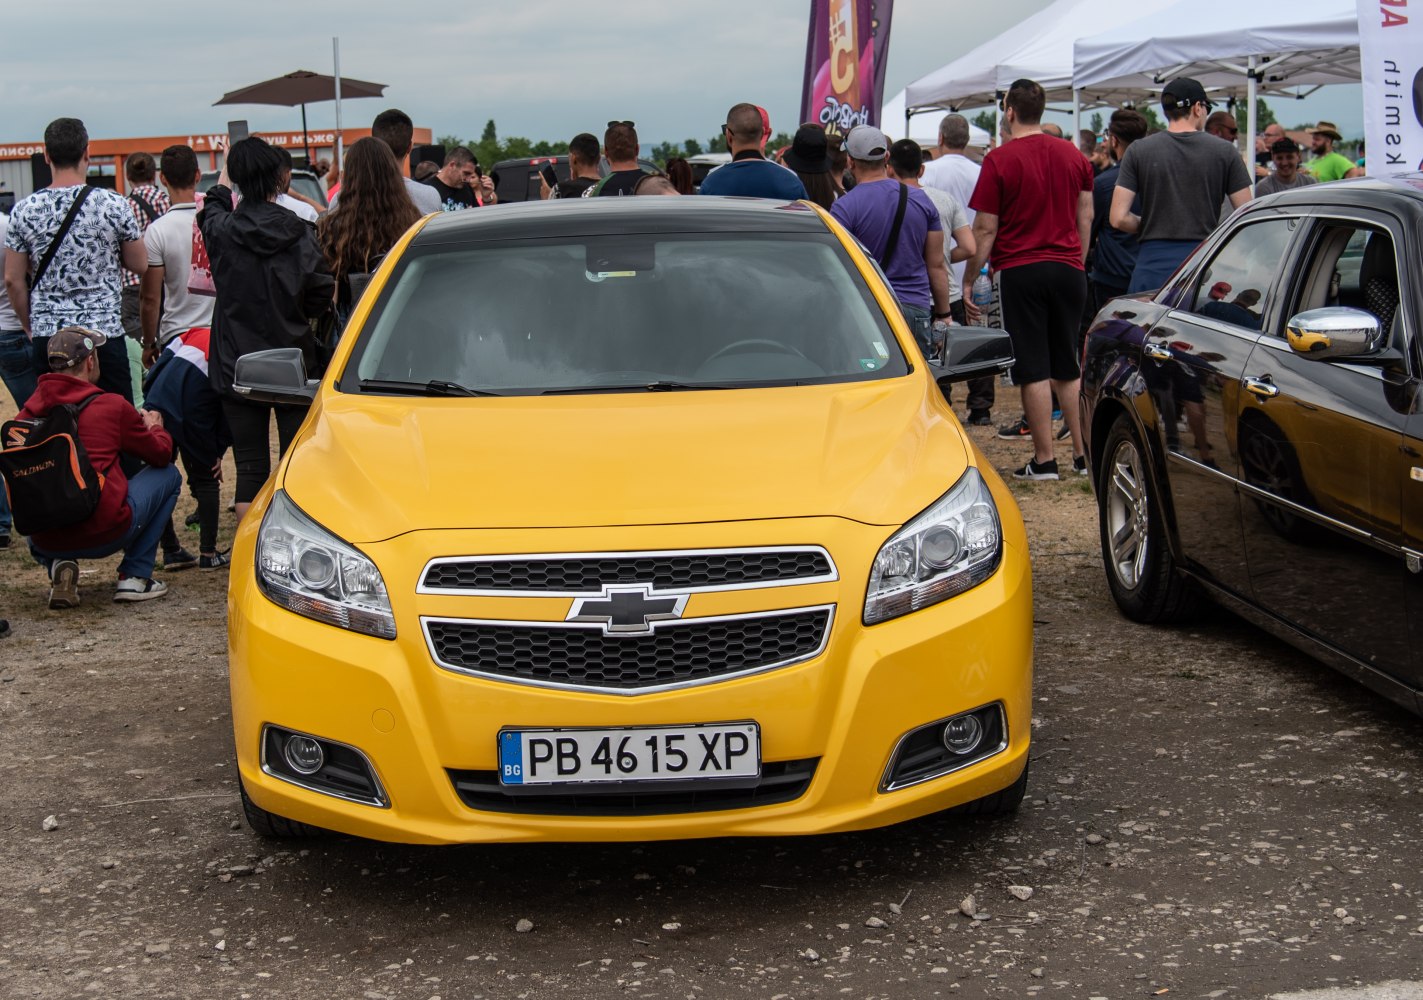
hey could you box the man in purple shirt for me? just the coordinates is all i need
[830,125,951,352]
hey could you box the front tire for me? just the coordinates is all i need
[239,777,327,839]
[1098,414,1201,623]
[948,758,1029,818]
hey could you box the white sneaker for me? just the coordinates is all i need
[48,560,81,610]
[113,577,169,603]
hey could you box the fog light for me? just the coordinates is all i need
[942,715,984,755]
[284,735,325,775]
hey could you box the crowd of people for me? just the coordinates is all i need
[0,83,1359,630]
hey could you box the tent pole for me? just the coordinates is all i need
[333,37,345,169]
[995,90,1003,147]
[301,104,311,165]
[1072,88,1081,145]
[1245,55,1258,190]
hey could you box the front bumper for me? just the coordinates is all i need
[229,505,1032,844]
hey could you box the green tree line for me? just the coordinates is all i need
[436,120,800,168]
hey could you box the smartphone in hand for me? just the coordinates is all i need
[539,163,558,189]
[227,120,250,143]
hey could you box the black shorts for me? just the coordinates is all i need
[998,261,1087,384]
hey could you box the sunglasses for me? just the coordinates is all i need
[607,120,635,129]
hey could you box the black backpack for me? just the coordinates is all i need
[0,396,105,535]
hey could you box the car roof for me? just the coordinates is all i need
[1253,173,1423,218]
[411,196,827,244]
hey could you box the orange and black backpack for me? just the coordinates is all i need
[0,396,105,535]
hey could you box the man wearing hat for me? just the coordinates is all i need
[13,325,181,608]
[1306,122,1354,182]
[1109,77,1253,293]
[1258,138,1318,196]
[830,124,951,352]
[697,103,807,200]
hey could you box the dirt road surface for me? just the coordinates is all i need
[2,412,1421,999]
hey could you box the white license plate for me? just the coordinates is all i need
[498,723,760,786]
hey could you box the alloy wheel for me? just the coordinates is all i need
[1105,438,1150,590]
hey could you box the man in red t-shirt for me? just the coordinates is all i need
[964,78,1093,480]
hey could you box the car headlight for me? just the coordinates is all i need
[864,468,1003,625]
[256,491,396,639]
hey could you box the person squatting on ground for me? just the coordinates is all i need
[199,137,335,524]
[16,327,181,607]
[964,78,1093,481]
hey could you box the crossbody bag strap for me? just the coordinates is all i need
[30,185,94,292]
[878,181,910,271]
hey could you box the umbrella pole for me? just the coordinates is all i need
[1245,56,1259,190]
[333,36,345,170]
[301,103,311,165]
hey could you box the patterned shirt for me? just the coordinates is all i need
[123,183,170,287]
[3,185,142,339]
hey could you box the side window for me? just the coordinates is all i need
[1184,219,1298,333]
[1282,221,1400,342]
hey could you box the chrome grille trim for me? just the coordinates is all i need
[417,546,838,597]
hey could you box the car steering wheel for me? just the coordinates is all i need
[704,339,809,364]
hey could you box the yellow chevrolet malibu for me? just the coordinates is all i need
[227,197,1033,843]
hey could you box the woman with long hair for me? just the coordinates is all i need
[317,137,422,323]
[199,137,334,522]
[664,157,694,195]
[783,124,838,210]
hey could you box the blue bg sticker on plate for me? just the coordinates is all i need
[499,731,524,784]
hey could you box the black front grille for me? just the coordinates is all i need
[448,758,818,815]
[426,608,830,690]
[422,549,832,593]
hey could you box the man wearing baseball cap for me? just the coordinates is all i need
[1305,122,1354,182]
[830,124,951,352]
[1109,77,1253,292]
[14,325,181,608]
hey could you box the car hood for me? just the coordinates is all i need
[281,380,969,542]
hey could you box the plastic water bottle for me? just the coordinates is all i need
[971,266,993,309]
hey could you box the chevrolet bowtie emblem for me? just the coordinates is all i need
[566,585,689,635]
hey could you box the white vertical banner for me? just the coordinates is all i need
[1357,0,1423,176]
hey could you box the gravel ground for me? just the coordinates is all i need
[2,398,1421,999]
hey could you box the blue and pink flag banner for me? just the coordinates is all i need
[800,0,896,136]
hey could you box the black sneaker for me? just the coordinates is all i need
[199,551,231,571]
[1073,455,1089,477]
[966,409,992,426]
[114,576,169,603]
[997,416,1031,439]
[162,547,199,571]
[1056,424,1071,441]
[185,510,201,529]
[0,619,10,639]
[0,532,10,549]
[1013,457,1060,481]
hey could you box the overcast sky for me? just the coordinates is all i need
[1,0,1361,147]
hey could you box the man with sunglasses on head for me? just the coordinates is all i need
[586,122,650,197]
[1109,77,1252,293]
[697,104,806,200]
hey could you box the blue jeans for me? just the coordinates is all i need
[899,303,933,353]
[0,328,31,533]
[1128,240,1200,294]
[30,464,182,579]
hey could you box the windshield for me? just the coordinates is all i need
[342,233,908,395]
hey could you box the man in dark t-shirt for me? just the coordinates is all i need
[544,132,601,200]
[588,122,649,197]
[422,146,488,211]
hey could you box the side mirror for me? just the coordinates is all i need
[233,348,319,405]
[934,326,1015,387]
[1285,307,1385,360]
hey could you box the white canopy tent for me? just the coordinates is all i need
[881,90,991,147]
[1073,0,1359,180]
[902,0,1179,135]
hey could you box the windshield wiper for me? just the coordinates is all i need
[359,378,503,397]
[542,380,743,395]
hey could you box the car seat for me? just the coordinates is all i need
[1359,233,1399,335]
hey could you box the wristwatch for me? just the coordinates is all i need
[932,311,952,320]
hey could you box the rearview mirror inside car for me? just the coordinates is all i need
[233,348,319,406]
[934,327,1015,387]
[1285,307,1385,361]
